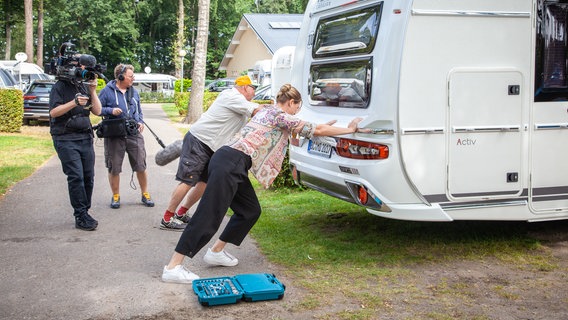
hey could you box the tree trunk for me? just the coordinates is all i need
[176,0,185,79]
[184,0,210,124]
[4,3,11,60]
[36,0,44,67]
[24,0,33,62]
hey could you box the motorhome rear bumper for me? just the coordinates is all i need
[290,161,454,221]
[294,166,391,212]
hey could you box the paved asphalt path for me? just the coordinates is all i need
[0,104,296,319]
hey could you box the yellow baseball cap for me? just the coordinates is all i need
[235,75,257,87]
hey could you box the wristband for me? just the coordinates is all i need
[75,93,92,110]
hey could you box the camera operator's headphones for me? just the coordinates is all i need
[117,64,127,81]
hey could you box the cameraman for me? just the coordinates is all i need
[49,65,102,231]
[96,64,154,209]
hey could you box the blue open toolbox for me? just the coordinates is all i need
[192,273,286,306]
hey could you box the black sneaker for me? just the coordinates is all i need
[159,217,187,231]
[75,216,97,231]
[84,213,98,227]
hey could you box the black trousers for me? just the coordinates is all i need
[53,138,95,218]
[175,146,261,258]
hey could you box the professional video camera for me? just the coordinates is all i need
[45,42,107,82]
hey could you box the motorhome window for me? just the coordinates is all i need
[310,59,371,108]
[312,4,382,58]
[535,1,568,101]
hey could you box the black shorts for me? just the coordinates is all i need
[175,132,214,186]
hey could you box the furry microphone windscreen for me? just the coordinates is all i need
[155,139,183,166]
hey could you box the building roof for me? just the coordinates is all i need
[219,14,303,71]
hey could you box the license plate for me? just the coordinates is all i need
[39,97,49,102]
[307,140,333,158]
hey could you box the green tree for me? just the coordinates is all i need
[1,0,25,59]
[134,0,179,74]
[43,0,140,77]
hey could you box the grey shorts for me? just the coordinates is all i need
[175,132,214,186]
[104,134,147,175]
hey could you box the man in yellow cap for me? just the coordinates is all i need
[160,75,262,236]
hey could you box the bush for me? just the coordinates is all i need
[202,92,218,112]
[0,89,24,133]
[252,99,273,105]
[174,92,190,115]
[174,91,220,116]
[175,79,192,92]
[140,92,174,103]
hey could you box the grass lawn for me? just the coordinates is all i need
[0,127,55,196]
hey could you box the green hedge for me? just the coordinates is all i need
[174,91,220,115]
[174,79,192,93]
[140,92,175,103]
[0,89,24,133]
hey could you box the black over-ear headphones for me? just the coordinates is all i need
[117,64,127,81]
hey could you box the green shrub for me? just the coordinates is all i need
[174,91,220,116]
[174,79,192,92]
[96,78,106,91]
[140,92,174,103]
[0,89,24,133]
[252,99,273,105]
[203,92,218,112]
[174,92,190,115]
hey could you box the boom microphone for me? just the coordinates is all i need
[155,139,183,166]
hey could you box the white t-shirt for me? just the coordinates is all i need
[190,87,258,151]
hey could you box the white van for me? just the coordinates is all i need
[289,0,568,222]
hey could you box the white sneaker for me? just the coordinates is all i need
[203,248,239,267]
[161,265,199,284]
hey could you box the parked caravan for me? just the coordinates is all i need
[288,0,568,222]
[0,60,51,90]
[132,73,176,96]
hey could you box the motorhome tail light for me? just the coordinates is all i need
[358,185,368,205]
[336,138,389,159]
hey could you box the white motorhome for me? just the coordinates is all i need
[289,0,568,222]
[132,73,176,96]
[0,60,51,90]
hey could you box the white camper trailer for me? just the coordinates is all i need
[289,0,568,222]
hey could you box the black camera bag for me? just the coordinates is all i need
[97,118,127,138]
